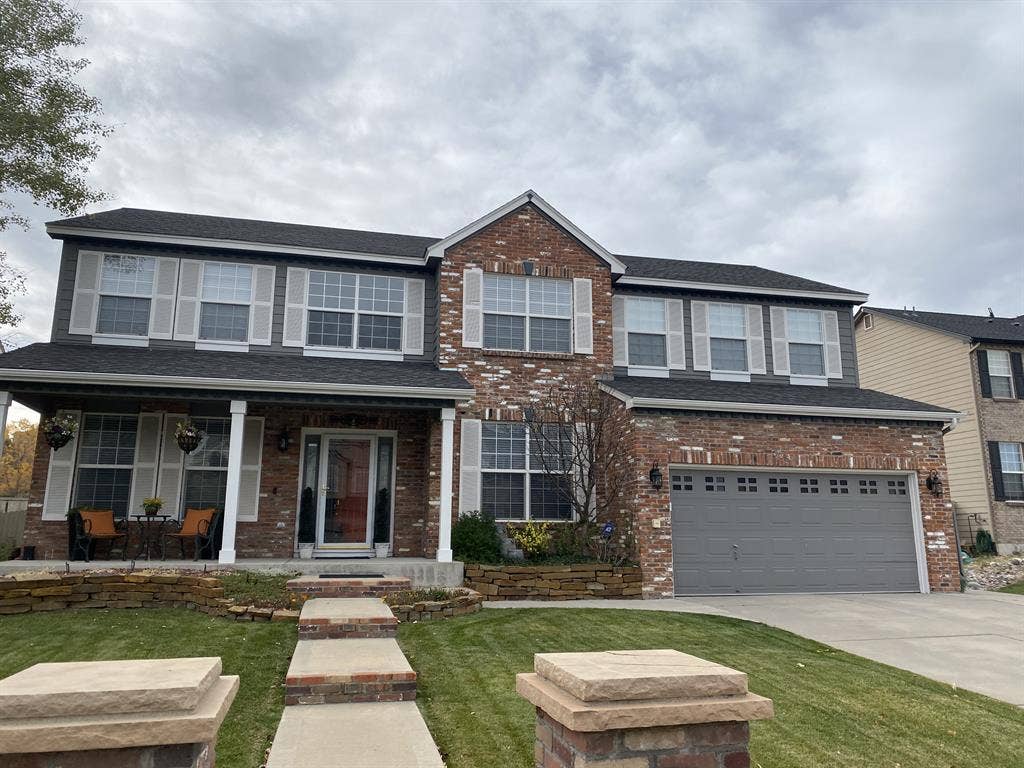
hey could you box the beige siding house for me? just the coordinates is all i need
[855,308,1024,553]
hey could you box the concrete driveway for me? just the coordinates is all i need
[488,591,1024,706]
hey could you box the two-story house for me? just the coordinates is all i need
[0,190,959,596]
[855,307,1024,555]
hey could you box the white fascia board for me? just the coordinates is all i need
[425,190,627,274]
[45,225,428,266]
[0,368,474,401]
[615,277,869,304]
[596,382,958,422]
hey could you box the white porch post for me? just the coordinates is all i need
[219,399,247,565]
[0,392,10,459]
[437,407,456,563]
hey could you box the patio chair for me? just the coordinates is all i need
[162,508,219,561]
[72,509,128,562]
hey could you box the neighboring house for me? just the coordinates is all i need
[0,190,959,596]
[855,307,1024,554]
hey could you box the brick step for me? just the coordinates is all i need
[287,576,411,599]
[297,598,398,640]
[284,638,416,706]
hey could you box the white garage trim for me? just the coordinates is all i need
[666,464,929,594]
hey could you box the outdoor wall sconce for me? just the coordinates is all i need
[522,260,535,276]
[649,464,663,490]
[925,471,944,497]
[278,429,292,453]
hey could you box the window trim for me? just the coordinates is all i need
[624,296,669,372]
[987,350,1016,399]
[303,270,406,357]
[94,255,157,339]
[998,441,1024,501]
[482,274,574,354]
[73,412,138,518]
[480,422,574,522]
[784,307,827,380]
[708,301,749,375]
[197,262,254,346]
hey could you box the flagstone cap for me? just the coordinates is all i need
[0,657,222,719]
[534,649,748,702]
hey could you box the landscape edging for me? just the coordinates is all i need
[463,564,642,600]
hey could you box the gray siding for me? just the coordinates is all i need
[52,238,437,361]
[613,287,859,388]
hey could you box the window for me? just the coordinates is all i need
[671,474,693,491]
[787,309,825,377]
[704,475,726,492]
[626,297,667,368]
[200,263,252,342]
[480,422,572,521]
[306,271,404,351]
[768,477,789,493]
[182,418,231,515]
[737,477,757,493]
[799,478,819,494]
[96,255,155,336]
[708,304,747,372]
[998,442,1024,500]
[74,414,137,518]
[887,479,908,496]
[858,479,879,495]
[483,275,572,353]
[987,350,1015,398]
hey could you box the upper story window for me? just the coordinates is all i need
[483,274,572,353]
[306,271,405,351]
[96,255,155,336]
[708,303,748,372]
[626,297,667,368]
[480,422,572,521]
[987,350,1015,398]
[786,309,825,377]
[199,263,252,342]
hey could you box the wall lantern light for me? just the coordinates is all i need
[278,429,292,453]
[649,464,663,490]
[925,470,944,497]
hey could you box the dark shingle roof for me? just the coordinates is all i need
[605,376,953,416]
[865,307,1024,344]
[48,208,440,259]
[616,254,864,298]
[0,343,471,392]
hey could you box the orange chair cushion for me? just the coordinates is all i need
[79,509,120,537]
[174,508,216,537]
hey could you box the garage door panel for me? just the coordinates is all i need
[671,469,920,595]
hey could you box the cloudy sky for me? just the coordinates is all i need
[3,0,1022,418]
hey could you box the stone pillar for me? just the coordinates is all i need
[219,399,247,565]
[437,407,456,563]
[0,657,238,767]
[517,649,773,768]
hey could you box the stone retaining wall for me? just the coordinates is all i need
[0,572,299,622]
[463,564,642,600]
[386,588,484,622]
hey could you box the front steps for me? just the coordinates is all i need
[284,638,416,705]
[297,598,398,639]
[288,576,412,600]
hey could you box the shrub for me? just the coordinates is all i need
[507,521,552,560]
[452,511,502,564]
[975,528,996,556]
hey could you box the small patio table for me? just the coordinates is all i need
[130,514,172,560]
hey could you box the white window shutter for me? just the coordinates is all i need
[283,267,308,347]
[666,299,686,370]
[746,305,766,374]
[249,265,276,346]
[824,310,843,379]
[572,278,593,354]
[156,413,187,518]
[237,416,264,522]
[173,260,203,341]
[149,259,179,339]
[770,307,790,375]
[403,278,425,355]
[128,413,163,515]
[612,295,627,366]
[69,253,101,335]
[462,268,483,348]
[42,410,81,520]
[458,418,482,513]
[691,301,711,371]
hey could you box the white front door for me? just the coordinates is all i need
[316,436,377,549]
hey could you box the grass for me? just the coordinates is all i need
[0,609,296,768]
[218,570,298,609]
[398,608,1024,768]
[997,580,1024,594]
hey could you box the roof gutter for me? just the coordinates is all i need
[598,382,958,422]
[0,368,474,401]
[45,225,430,266]
[617,276,869,304]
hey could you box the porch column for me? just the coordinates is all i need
[219,399,247,565]
[437,407,456,563]
[0,392,9,459]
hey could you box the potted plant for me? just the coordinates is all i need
[41,414,78,451]
[175,420,205,454]
[142,497,163,517]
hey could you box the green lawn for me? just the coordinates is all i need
[0,609,296,768]
[398,608,1024,768]
[997,581,1024,594]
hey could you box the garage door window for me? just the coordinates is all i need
[829,478,850,494]
[887,479,908,495]
[799,478,820,493]
[671,474,693,491]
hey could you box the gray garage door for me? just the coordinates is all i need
[670,469,920,595]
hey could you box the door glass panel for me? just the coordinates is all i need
[373,437,394,545]
[322,439,371,545]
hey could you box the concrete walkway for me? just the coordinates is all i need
[488,591,1024,706]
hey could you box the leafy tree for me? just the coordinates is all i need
[0,419,37,496]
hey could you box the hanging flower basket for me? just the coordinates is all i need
[42,415,79,451]
[175,420,205,454]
